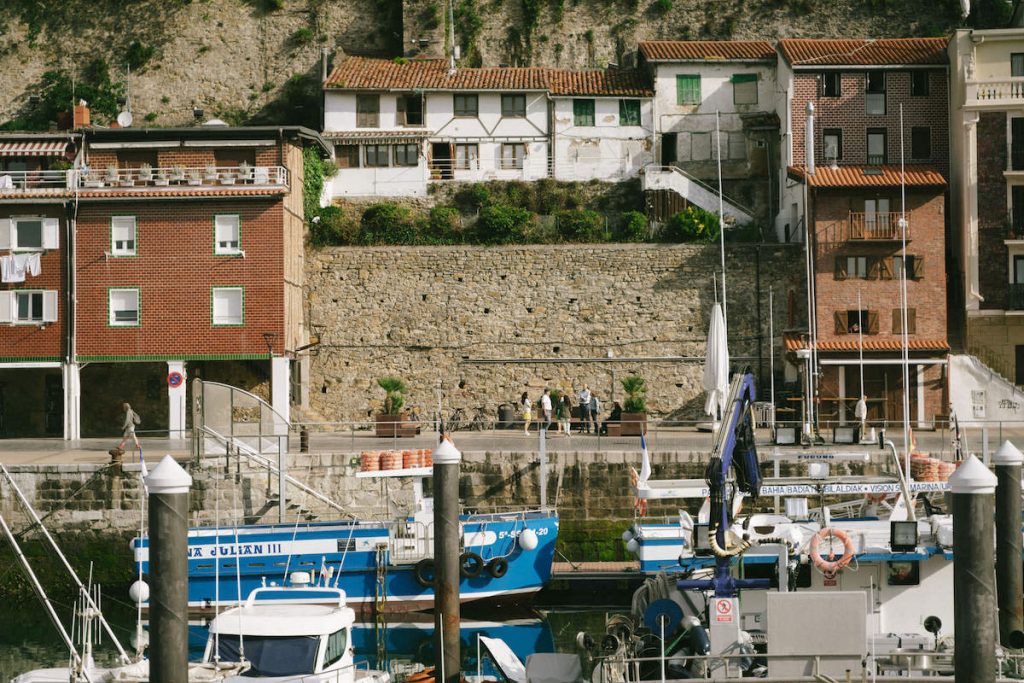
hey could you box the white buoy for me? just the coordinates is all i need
[626,538,640,554]
[129,580,150,605]
[622,529,634,542]
[519,528,539,551]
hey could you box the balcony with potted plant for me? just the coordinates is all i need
[375,376,416,438]
[620,374,648,436]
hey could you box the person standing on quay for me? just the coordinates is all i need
[560,393,573,436]
[578,384,592,434]
[540,388,553,433]
[589,393,601,435]
[521,392,532,435]
[110,402,141,459]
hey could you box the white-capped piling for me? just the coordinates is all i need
[993,441,1024,646]
[433,438,461,683]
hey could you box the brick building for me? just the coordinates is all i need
[0,123,328,439]
[778,38,950,431]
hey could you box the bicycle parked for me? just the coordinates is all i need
[444,406,490,431]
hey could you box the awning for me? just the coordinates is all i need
[783,331,949,353]
[0,140,69,157]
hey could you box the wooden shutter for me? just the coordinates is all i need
[866,257,879,280]
[892,309,902,334]
[907,308,916,334]
[878,256,893,280]
[893,308,917,334]
[42,290,57,322]
[0,218,10,250]
[0,291,11,323]
[42,217,59,249]
[834,257,848,280]
[911,255,924,280]
[867,310,879,334]
[834,311,848,334]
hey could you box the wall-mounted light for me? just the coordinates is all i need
[262,332,278,356]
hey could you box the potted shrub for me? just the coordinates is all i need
[620,374,648,436]
[105,165,119,185]
[204,164,219,182]
[138,163,153,183]
[375,376,415,438]
[153,169,170,186]
[187,169,203,185]
[238,160,252,183]
[171,165,186,183]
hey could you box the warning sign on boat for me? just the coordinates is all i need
[714,598,734,623]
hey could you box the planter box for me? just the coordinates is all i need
[620,412,647,436]
[375,413,417,438]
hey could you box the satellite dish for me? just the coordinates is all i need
[117,111,134,128]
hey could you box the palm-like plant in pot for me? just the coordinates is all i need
[375,376,414,438]
[620,374,648,436]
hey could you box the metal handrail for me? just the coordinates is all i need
[0,169,72,190]
[642,163,757,217]
[78,165,288,188]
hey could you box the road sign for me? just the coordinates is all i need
[167,371,184,388]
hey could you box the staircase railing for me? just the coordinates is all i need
[967,346,1022,391]
[642,164,757,220]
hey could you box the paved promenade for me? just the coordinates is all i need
[3,423,1023,466]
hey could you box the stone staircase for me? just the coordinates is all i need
[641,164,756,224]
[950,352,1024,423]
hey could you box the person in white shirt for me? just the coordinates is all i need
[540,389,553,432]
[578,384,592,433]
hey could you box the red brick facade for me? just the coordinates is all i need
[791,69,949,174]
[74,200,286,359]
[977,111,1011,310]
[0,205,67,359]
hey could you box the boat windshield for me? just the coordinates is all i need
[212,635,320,677]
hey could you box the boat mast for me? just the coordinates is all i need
[899,104,912,477]
[716,111,728,331]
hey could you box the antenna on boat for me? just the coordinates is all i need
[715,111,728,331]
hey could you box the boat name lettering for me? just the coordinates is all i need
[188,542,285,558]
[496,526,550,540]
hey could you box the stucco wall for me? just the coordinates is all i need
[304,243,806,423]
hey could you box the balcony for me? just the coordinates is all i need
[76,165,288,190]
[847,211,910,241]
[0,169,73,194]
[1010,283,1024,311]
[966,78,1024,109]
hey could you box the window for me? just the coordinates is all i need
[110,216,137,256]
[835,255,873,280]
[212,287,244,326]
[501,94,526,117]
[214,149,255,168]
[732,73,758,105]
[500,143,525,170]
[893,254,923,280]
[364,144,391,168]
[455,144,478,170]
[865,71,886,115]
[834,310,878,335]
[356,94,380,128]
[619,99,641,126]
[1015,254,1024,284]
[454,94,478,117]
[394,144,419,167]
[2,217,58,251]
[847,309,868,334]
[847,256,868,278]
[335,145,360,169]
[820,72,841,97]
[1013,53,1024,78]
[867,128,887,165]
[573,99,595,126]
[676,75,701,105]
[12,218,43,250]
[823,128,843,162]
[0,290,56,325]
[1014,186,1024,237]
[214,215,241,255]
[109,288,139,327]
[911,71,930,96]
[323,629,349,669]
[728,132,746,160]
[910,127,931,160]
[892,308,917,335]
[396,94,424,127]
[1012,118,1024,171]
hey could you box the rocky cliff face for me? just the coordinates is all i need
[0,0,961,130]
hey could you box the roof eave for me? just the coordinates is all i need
[790,63,948,70]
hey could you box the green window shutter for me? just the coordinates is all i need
[677,75,700,105]
[573,99,595,126]
[731,74,758,83]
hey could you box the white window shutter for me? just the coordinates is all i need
[42,290,58,322]
[0,219,10,250]
[0,291,12,323]
[42,218,59,249]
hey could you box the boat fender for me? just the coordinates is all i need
[487,556,509,578]
[459,551,484,579]
[809,527,855,578]
[414,558,435,588]
[689,625,711,656]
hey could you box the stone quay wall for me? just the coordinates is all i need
[304,243,806,424]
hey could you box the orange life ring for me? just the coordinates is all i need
[809,527,856,578]
[865,492,887,504]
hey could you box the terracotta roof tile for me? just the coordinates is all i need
[324,56,652,95]
[323,130,431,142]
[778,38,947,67]
[784,332,949,353]
[787,164,946,188]
[639,40,776,62]
[547,69,653,97]
[0,190,70,199]
[76,188,284,199]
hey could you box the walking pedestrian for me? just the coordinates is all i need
[540,388,553,433]
[560,393,573,436]
[578,384,592,434]
[589,393,602,435]
[520,392,532,434]
[110,401,141,459]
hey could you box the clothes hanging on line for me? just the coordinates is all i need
[0,253,42,283]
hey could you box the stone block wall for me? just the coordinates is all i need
[305,243,806,423]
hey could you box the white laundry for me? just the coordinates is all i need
[0,253,42,283]
[23,252,40,277]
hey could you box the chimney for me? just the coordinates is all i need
[73,100,90,129]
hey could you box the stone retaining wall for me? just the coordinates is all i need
[305,243,806,423]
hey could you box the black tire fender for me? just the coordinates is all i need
[414,558,435,587]
[487,556,509,578]
[459,551,484,578]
